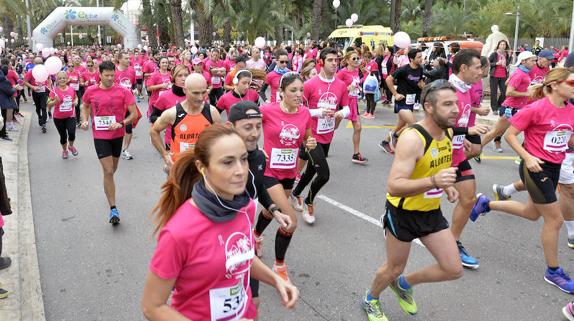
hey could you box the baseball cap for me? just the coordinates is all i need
[514,51,535,66]
[228,101,262,123]
[538,49,555,60]
[192,57,203,65]
[565,52,574,68]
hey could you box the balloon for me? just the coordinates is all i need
[45,56,63,75]
[49,48,55,54]
[332,0,340,9]
[54,48,59,53]
[41,48,51,58]
[255,37,266,49]
[345,19,353,27]
[0,27,3,33]
[143,45,148,51]
[351,13,358,22]
[35,43,44,52]
[190,46,198,55]
[32,65,49,82]
[137,44,142,49]
[10,39,14,43]
[393,31,411,49]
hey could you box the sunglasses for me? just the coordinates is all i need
[351,57,361,61]
[278,60,289,64]
[420,79,456,104]
[560,80,574,87]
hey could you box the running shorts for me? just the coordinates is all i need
[263,176,295,190]
[498,106,519,119]
[519,159,561,204]
[455,159,475,182]
[382,201,449,242]
[94,137,123,159]
[250,278,259,298]
[394,101,414,114]
[559,153,574,185]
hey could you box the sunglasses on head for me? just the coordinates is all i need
[420,79,456,104]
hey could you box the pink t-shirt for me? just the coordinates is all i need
[265,71,282,102]
[74,65,87,79]
[49,86,76,119]
[143,60,158,84]
[81,70,99,87]
[115,66,136,90]
[154,90,186,145]
[150,200,257,321]
[131,56,145,79]
[468,81,483,127]
[205,59,227,89]
[493,53,507,78]
[502,68,531,108]
[148,71,173,114]
[261,102,311,180]
[510,97,574,164]
[216,89,259,114]
[304,76,350,144]
[83,84,136,140]
[24,69,49,93]
[452,89,474,166]
[529,64,550,85]
[336,68,361,97]
[67,71,80,91]
[7,69,19,97]
[246,59,266,70]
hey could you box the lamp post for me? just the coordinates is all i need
[505,6,520,64]
[569,0,574,53]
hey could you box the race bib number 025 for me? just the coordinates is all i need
[544,130,572,153]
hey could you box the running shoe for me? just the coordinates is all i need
[545,267,574,293]
[388,131,397,151]
[470,193,491,222]
[514,156,522,165]
[109,208,121,225]
[368,113,376,119]
[494,147,503,153]
[121,150,134,160]
[6,122,17,131]
[352,153,368,164]
[457,241,479,269]
[568,238,574,249]
[254,235,264,258]
[302,203,315,225]
[0,257,12,270]
[273,263,290,282]
[0,136,12,141]
[492,184,511,201]
[389,276,417,315]
[473,155,481,163]
[562,301,574,321]
[48,111,52,119]
[378,140,394,154]
[41,125,47,133]
[362,290,389,321]
[0,288,8,299]
[68,145,79,156]
[61,150,69,159]
[290,194,304,212]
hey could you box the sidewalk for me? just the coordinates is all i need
[0,111,45,321]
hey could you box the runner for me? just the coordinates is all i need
[246,46,267,70]
[470,68,574,294]
[73,55,87,124]
[142,124,298,321]
[24,57,50,133]
[447,49,487,269]
[291,47,350,224]
[481,51,537,152]
[205,48,227,106]
[115,52,138,160]
[80,61,138,225]
[529,49,554,85]
[223,55,248,91]
[150,73,221,172]
[216,70,260,115]
[363,80,463,321]
[254,72,316,282]
[265,49,290,103]
[379,49,424,154]
[131,50,145,101]
[47,71,78,159]
[146,56,172,118]
[336,50,368,164]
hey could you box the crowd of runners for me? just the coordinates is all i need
[1,37,574,320]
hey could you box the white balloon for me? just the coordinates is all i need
[35,43,44,52]
[255,37,266,49]
[10,39,14,43]
[32,65,49,82]
[41,48,51,58]
[49,48,55,54]
[332,0,340,9]
[143,45,148,51]
[45,56,63,75]
[0,27,3,33]
[393,31,411,49]
[345,19,353,28]
[351,13,358,22]
[137,44,142,49]
[191,46,198,55]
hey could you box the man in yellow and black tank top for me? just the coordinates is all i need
[362,80,465,321]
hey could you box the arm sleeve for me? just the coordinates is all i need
[452,127,469,136]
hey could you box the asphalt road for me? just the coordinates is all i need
[24,98,574,321]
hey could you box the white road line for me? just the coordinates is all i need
[316,194,425,247]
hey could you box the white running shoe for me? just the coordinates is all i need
[290,194,304,212]
[302,203,315,224]
[122,150,134,160]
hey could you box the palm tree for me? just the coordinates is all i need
[422,0,433,36]
[234,0,283,43]
[390,0,401,32]
[311,0,323,40]
[169,0,185,48]
[141,0,158,47]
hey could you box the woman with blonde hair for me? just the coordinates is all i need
[471,68,574,294]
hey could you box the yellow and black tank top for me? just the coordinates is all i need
[387,124,453,212]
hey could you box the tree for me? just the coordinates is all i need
[422,0,433,36]
[390,0,402,32]
[311,0,323,40]
[169,0,185,48]
[141,0,158,48]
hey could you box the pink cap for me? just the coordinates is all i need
[192,57,203,65]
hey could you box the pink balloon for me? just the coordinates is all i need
[45,56,63,75]
[394,32,411,49]
[32,65,49,82]
[41,48,51,58]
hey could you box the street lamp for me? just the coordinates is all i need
[505,6,520,64]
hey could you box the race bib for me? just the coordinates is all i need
[452,135,465,150]
[317,117,335,134]
[424,188,444,199]
[270,148,298,169]
[180,142,194,152]
[209,281,246,321]
[212,76,221,85]
[544,130,572,153]
[94,115,116,131]
[382,66,388,75]
[70,82,79,91]
[34,85,46,93]
[406,94,416,105]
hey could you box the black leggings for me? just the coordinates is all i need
[53,117,76,145]
[32,91,48,126]
[489,76,507,112]
[381,77,392,102]
[293,143,331,205]
[366,93,376,114]
[75,87,84,123]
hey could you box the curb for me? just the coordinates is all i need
[0,111,46,320]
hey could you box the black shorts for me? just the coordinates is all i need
[394,101,414,114]
[465,134,481,145]
[94,138,123,159]
[519,160,561,204]
[124,111,133,134]
[383,201,449,242]
[136,79,143,85]
[250,278,259,298]
[455,159,475,182]
[263,175,295,190]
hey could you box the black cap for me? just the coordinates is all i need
[228,101,262,123]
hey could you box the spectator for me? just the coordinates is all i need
[423,57,448,82]
[0,66,18,141]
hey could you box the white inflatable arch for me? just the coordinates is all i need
[32,7,139,49]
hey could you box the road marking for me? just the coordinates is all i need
[479,155,518,160]
[345,123,394,129]
[316,194,425,247]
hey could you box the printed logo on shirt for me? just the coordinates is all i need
[278,123,301,146]
[119,77,132,89]
[180,124,188,132]
[224,231,253,278]
[531,75,544,85]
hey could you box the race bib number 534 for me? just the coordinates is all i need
[209,282,246,321]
